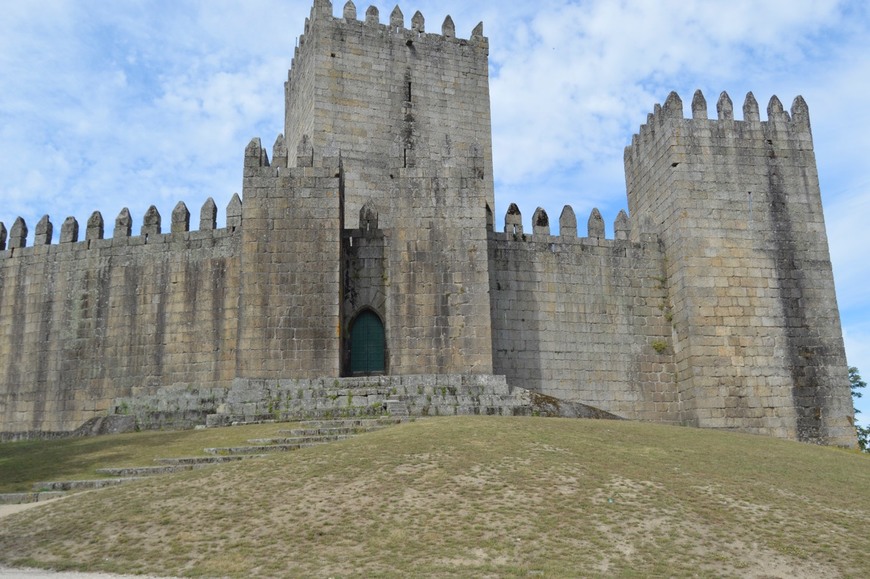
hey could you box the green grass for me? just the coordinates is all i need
[1,416,869,577]
[0,422,287,492]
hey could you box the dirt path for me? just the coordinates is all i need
[0,503,45,519]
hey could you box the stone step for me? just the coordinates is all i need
[95,465,198,477]
[32,478,142,492]
[154,455,266,465]
[205,416,412,456]
[0,491,66,505]
[385,399,410,417]
[246,434,352,445]
[277,425,388,436]
[298,417,408,429]
[203,443,318,456]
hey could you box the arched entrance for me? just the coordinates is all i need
[349,310,385,375]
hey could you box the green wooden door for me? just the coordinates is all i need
[350,311,385,374]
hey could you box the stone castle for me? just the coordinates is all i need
[0,1,857,446]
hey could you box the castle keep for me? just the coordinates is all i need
[0,1,857,446]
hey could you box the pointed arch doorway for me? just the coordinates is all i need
[349,309,385,375]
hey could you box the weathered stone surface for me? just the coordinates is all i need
[171,201,190,234]
[532,207,550,236]
[199,198,217,231]
[34,215,52,245]
[691,89,707,120]
[114,208,132,238]
[226,193,242,229]
[10,217,28,248]
[587,208,605,239]
[559,205,577,238]
[86,211,104,241]
[60,217,79,244]
[141,205,161,237]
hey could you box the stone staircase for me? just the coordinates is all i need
[1,417,409,505]
[203,417,408,456]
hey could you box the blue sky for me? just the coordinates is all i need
[1,0,868,421]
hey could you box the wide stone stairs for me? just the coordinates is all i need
[1,417,408,505]
[202,417,406,456]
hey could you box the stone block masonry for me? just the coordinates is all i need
[0,1,856,447]
[237,137,342,379]
[489,205,676,423]
[0,206,242,433]
[624,90,854,446]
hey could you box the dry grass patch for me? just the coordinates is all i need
[0,416,868,577]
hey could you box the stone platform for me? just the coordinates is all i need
[107,375,618,432]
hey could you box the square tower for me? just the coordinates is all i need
[624,90,855,446]
[280,1,495,375]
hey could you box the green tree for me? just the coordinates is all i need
[850,366,868,452]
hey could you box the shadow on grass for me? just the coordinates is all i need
[0,430,203,491]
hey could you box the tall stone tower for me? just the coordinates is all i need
[247,0,496,377]
[624,90,855,445]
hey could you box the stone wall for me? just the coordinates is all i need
[237,138,342,379]
[0,207,241,433]
[624,90,855,445]
[488,205,677,422]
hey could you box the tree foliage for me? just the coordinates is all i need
[850,366,868,451]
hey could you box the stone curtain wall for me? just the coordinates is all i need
[488,205,677,422]
[0,212,241,433]
[624,90,854,445]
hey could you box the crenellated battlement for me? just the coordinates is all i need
[624,89,819,235]
[301,1,484,44]
[290,2,486,76]
[625,90,813,170]
[242,133,343,174]
[0,194,243,257]
[491,203,639,245]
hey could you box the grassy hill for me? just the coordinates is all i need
[1,416,868,577]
